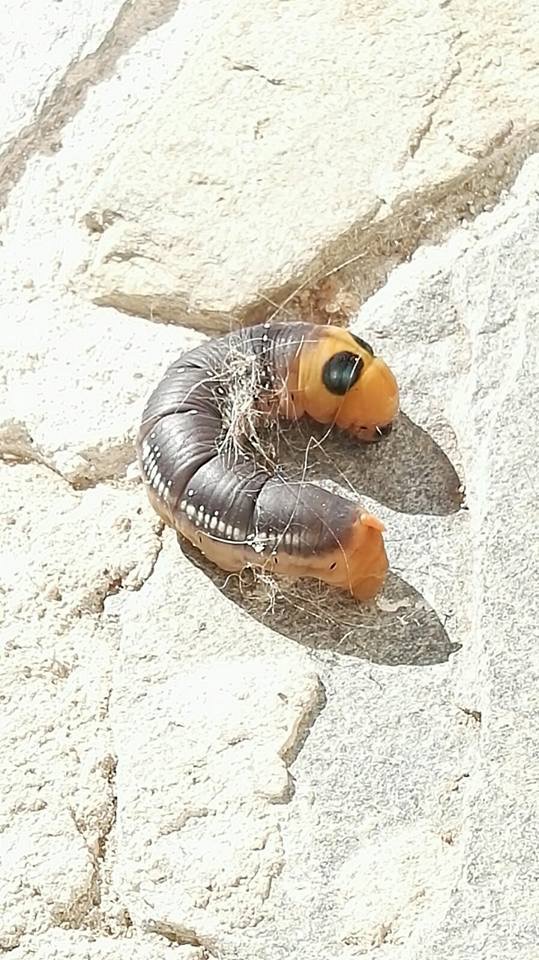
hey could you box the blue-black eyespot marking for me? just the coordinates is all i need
[322,351,364,396]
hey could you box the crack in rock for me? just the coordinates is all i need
[408,59,462,159]
[99,521,164,613]
[146,919,220,958]
[0,0,182,210]
[53,760,135,938]
[93,127,539,336]
[280,127,539,335]
[0,418,139,489]
[278,678,327,769]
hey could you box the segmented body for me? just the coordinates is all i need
[137,321,398,601]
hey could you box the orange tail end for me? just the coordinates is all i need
[335,511,389,601]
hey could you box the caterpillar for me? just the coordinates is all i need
[136,321,399,601]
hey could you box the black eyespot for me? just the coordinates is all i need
[350,333,374,356]
[322,351,364,395]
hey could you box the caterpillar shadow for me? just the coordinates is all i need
[179,537,460,667]
[178,410,463,665]
[276,411,463,516]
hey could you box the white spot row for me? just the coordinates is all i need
[171,492,300,555]
[179,498,244,540]
[141,439,172,501]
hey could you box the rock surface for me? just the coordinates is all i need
[0,295,205,486]
[6,929,204,960]
[1,2,538,958]
[0,0,125,147]
[77,0,539,328]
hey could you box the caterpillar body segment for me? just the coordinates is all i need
[137,321,399,601]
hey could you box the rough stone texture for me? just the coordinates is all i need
[7,929,204,960]
[107,157,536,958]
[413,170,539,960]
[75,0,539,328]
[111,588,326,950]
[0,464,162,950]
[1,3,538,958]
[0,0,125,146]
[0,295,205,486]
[336,821,459,950]
[109,530,469,959]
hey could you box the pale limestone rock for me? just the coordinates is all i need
[75,0,539,328]
[0,464,162,949]
[0,0,124,145]
[1,0,537,334]
[0,462,161,620]
[110,536,325,947]
[6,929,204,959]
[0,0,236,299]
[0,295,206,485]
[0,0,537,954]
[336,821,458,951]
[110,515,468,959]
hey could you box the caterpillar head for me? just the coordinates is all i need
[300,327,399,441]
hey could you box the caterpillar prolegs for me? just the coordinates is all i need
[137,321,399,601]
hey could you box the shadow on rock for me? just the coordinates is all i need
[179,538,460,667]
[274,411,463,516]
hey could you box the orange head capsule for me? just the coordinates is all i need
[298,326,399,441]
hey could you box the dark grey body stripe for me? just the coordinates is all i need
[137,322,358,557]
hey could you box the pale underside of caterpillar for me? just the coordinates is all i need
[136,321,399,601]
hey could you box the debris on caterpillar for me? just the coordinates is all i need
[136,321,399,602]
